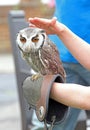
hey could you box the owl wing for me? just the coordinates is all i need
[40,38,66,81]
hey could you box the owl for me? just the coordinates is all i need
[16,27,66,81]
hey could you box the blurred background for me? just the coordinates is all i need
[0,0,54,54]
[0,0,55,130]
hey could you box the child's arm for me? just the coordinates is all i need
[29,17,90,70]
[51,82,90,110]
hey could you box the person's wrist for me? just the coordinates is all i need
[55,21,67,36]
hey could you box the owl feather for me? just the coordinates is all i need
[16,27,66,81]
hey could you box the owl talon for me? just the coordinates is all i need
[31,74,41,81]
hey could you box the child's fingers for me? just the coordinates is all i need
[29,23,36,27]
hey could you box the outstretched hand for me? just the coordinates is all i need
[28,17,59,35]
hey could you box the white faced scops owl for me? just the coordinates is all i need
[16,27,66,81]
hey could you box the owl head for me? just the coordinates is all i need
[16,27,47,53]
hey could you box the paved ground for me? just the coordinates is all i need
[0,54,21,130]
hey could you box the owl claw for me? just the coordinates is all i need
[31,73,41,81]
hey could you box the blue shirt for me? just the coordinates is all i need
[49,0,90,63]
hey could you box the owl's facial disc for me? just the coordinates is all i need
[20,34,27,44]
[31,33,45,50]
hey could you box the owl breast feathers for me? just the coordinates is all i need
[16,27,66,81]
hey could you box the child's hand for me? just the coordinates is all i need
[28,17,57,35]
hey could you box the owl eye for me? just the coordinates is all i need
[20,35,26,44]
[32,35,39,43]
